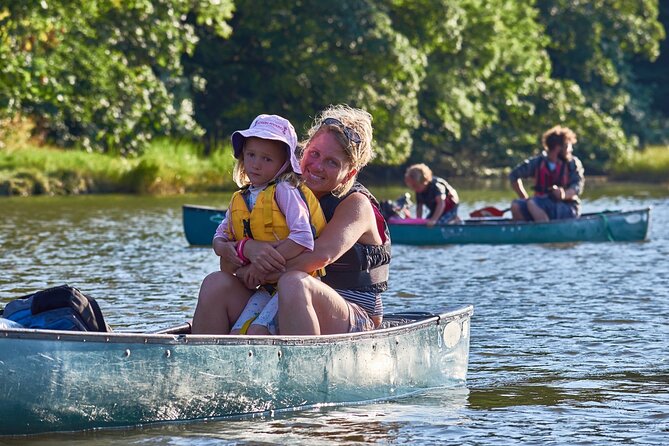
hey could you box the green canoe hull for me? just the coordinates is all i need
[0,308,472,435]
[183,205,650,246]
[182,204,226,246]
[388,208,651,245]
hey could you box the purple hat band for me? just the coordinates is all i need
[231,114,301,175]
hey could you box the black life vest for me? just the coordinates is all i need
[416,177,457,218]
[318,182,391,293]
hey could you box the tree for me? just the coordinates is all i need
[389,0,552,172]
[397,0,665,174]
[0,0,234,154]
[536,0,665,164]
[186,0,425,163]
[629,1,669,145]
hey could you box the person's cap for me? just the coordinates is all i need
[231,114,300,174]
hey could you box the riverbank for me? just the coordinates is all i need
[1,140,668,196]
[0,139,237,196]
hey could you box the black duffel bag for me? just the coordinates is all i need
[1,284,111,332]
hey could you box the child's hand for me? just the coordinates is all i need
[217,241,244,272]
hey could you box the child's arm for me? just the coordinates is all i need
[213,238,241,273]
[212,208,244,272]
[239,183,315,274]
[426,195,446,226]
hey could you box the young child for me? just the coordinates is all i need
[404,163,461,226]
[212,114,326,335]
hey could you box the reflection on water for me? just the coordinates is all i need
[1,184,668,445]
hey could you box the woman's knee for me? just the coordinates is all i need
[200,271,222,293]
[277,271,310,291]
[199,272,236,303]
[277,271,312,305]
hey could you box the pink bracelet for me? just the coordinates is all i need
[236,237,250,264]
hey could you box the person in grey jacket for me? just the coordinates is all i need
[509,125,585,221]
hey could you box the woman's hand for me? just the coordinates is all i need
[243,239,286,274]
[236,263,265,289]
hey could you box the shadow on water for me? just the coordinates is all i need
[468,370,669,409]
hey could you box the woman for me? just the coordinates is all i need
[191,104,390,335]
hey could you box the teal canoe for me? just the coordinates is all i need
[183,204,651,246]
[182,204,226,246]
[0,307,473,435]
[388,208,651,245]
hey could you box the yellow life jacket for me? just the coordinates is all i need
[227,181,327,276]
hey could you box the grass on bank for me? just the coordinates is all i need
[2,117,668,196]
[610,145,669,183]
[0,138,237,196]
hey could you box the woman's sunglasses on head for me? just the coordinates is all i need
[322,117,361,147]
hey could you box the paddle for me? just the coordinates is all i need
[469,206,510,218]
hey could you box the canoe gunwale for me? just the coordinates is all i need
[392,207,652,227]
[0,305,474,346]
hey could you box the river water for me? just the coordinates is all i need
[0,182,668,445]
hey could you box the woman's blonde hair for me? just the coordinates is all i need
[302,104,374,196]
[232,140,300,188]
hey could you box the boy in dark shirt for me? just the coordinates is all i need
[404,163,460,225]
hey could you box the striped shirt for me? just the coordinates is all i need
[335,288,383,317]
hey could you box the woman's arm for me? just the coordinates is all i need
[285,192,377,274]
[242,193,378,286]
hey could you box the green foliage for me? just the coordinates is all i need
[395,0,552,173]
[629,1,669,145]
[0,137,236,195]
[401,0,666,175]
[537,0,666,154]
[186,0,425,164]
[0,0,234,154]
[610,145,669,182]
[1,0,667,183]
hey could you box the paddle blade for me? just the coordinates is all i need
[469,206,507,218]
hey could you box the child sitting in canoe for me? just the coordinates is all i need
[210,114,326,335]
[404,163,461,225]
